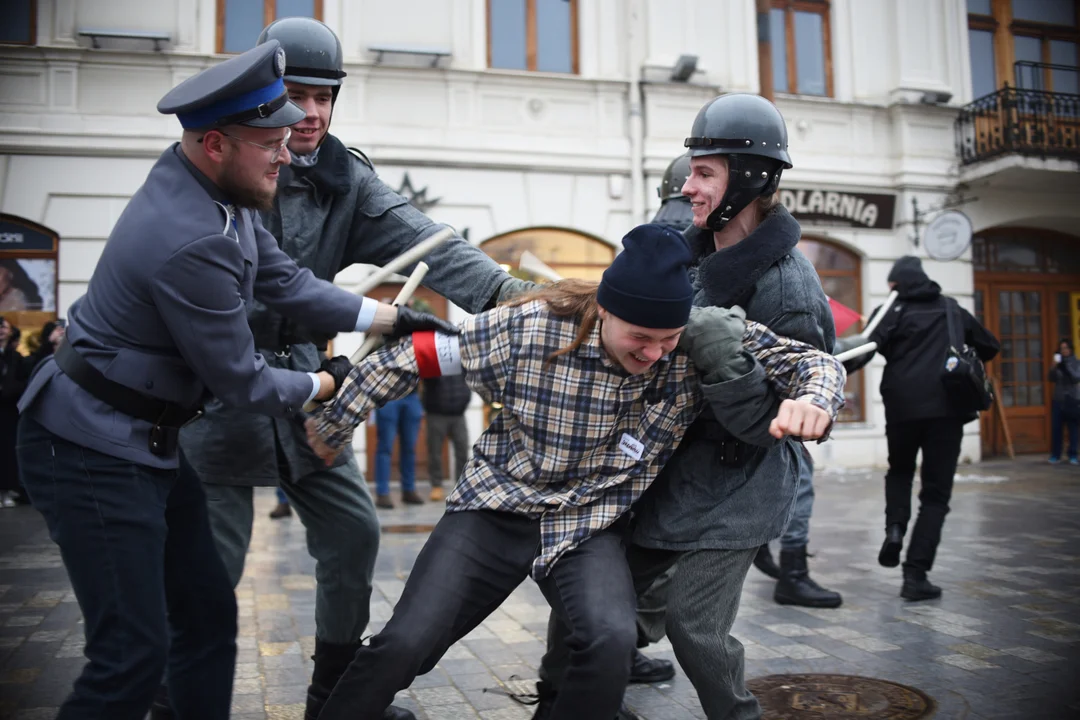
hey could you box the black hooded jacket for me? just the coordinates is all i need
[865,256,1000,423]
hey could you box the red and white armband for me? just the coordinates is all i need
[413,331,463,378]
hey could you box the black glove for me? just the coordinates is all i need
[388,306,460,339]
[319,355,354,394]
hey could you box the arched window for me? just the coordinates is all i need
[797,237,865,423]
[481,227,615,282]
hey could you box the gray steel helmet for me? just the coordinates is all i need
[684,93,793,231]
[257,17,346,88]
[657,153,692,202]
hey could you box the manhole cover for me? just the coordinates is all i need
[747,674,936,719]
[381,523,437,534]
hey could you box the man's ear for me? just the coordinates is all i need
[597,305,609,322]
[201,130,228,164]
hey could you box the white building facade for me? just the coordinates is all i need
[1,0,1078,469]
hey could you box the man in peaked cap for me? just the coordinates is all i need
[177,19,521,720]
[16,40,454,720]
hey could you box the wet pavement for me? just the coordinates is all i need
[0,456,1078,719]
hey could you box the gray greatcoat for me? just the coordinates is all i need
[181,134,510,485]
[632,206,835,551]
[19,145,367,469]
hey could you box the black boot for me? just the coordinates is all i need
[774,545,842,608]
[878,524,904,567]
[752,544,780,579]
[306,639,416,720]
[528,680,641,719]
[629,647,674,683]
[149,684,174,720]
[901,567,942,601]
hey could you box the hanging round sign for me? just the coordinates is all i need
[923,211,973,261]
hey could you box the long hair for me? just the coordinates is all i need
[502,278,600,364]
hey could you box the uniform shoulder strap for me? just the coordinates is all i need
[346,147,374,170]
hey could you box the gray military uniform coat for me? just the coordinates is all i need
[181,134,509,485]
[632,206,836,550]
[19,145,367,469]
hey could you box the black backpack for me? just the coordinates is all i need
[941,297,993,413]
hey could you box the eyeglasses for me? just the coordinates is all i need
[216,127,291,163]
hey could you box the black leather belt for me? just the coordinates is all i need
[54,340,202,457]
[685,420,750,467]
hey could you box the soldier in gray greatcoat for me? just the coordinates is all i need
[16,41,454,720]
[176,18,525,720]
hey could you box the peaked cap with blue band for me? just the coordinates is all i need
[157,40,305,130]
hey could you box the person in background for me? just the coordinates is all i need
[270,487,292,518]
[373,390,425,509]
[1049,338,1080,465]
[422,372,471,502]
[0,316,26,507]
[843,255,999,601]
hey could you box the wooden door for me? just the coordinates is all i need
[363,283,449,485]
[978,283,1051,455]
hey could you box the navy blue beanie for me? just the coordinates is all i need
[597,223,694,328]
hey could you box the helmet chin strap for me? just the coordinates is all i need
[704,155,784,232]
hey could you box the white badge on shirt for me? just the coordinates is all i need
[619,433,644,461]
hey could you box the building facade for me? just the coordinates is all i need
[1,0,1077,468]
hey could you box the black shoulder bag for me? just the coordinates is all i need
[941,298,993,413]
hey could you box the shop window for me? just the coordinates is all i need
[768,0,833,97]
[0,0,35,45]
[488,0,579,74]
[218,0,322,54]
[798,237,864,422]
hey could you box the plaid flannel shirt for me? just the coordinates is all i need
[314,300,845,579]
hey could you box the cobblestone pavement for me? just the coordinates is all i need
[1,457,1078,720]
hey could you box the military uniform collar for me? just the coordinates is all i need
[172,144,232,206]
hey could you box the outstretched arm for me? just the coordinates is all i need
[681,307,845,444]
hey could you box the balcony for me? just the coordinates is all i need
[956,62,1080,167]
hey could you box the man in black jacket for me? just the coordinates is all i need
[847,256,999,601]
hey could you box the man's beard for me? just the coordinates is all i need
[218,161,276,212]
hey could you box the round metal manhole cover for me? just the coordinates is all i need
[747,674,936,719]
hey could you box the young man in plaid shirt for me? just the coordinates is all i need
[305,223,846,720]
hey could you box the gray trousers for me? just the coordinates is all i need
[780,445,814,550]
[425,413,469,488]
[546,545,760,719]
[202,456,380,643]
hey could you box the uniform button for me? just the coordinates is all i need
[145,380,154,390]
[285,406,294,414]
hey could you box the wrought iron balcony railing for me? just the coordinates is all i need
[955,82,1080,166]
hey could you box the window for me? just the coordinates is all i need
[0,0,35,45]
[967,0,1079,94]
[769,0,832,97]
[973,232,1080,273]
[217,0,322,54]
[797,237,864,422]
[488,0,579,74]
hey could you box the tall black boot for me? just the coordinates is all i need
[901,566,942,601]
[306,639,416,720]
[774,545,842,608]
[752,544,780,579]
[878,524,904,568]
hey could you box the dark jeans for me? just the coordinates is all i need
[1050,400,1079,460]
[374,392,423,495]
[884,417,965,573]
[543,543,678,681]
[319,510,639,720]
[16,415,237,720]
